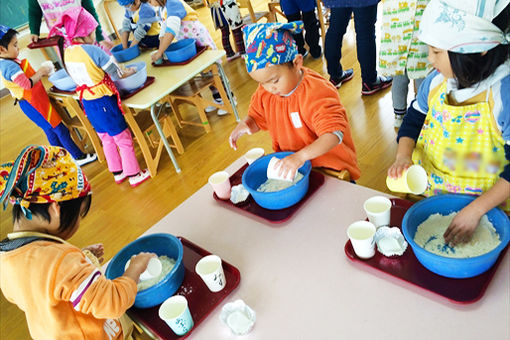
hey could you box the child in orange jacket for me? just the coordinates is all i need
[0,145,155,340]
[229,22,360,181]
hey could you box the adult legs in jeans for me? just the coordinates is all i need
[352,5,378,84]
[97,128,140,177]
[325,7,352,79]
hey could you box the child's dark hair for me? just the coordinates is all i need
[12,195,92,232]
[448,5,510,89]
[0,28,18,49]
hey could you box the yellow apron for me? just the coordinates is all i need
[412,80,509,212]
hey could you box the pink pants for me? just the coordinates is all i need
[97,128,140,176]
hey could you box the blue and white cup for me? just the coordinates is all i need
[195,254,226,292]
[158,295,194,336]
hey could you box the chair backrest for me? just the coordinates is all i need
[238,0,274,24]
[102,0,125,43]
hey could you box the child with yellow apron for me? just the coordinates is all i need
[388,0,510,245]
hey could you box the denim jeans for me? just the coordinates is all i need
[325,4,378,83]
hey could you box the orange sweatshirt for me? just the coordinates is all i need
[248,67,360,180]
[0,238,137,340]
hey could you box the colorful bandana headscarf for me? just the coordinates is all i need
[48,7,98,46]
[419,0,510,53]
[0,145,91,219]
[243,21,304,73]
[0,25,10,40]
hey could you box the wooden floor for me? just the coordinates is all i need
[0,2,406,338]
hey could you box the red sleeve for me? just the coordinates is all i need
[12,72,33,90]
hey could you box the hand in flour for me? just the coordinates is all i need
[444,207,481,245]
[82,243,105,264]
[123,252,157,282]
[275,153,304,181]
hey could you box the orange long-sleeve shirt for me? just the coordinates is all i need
[0,239,137,340]
[248,67,361,180]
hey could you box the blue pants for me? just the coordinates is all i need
[18,100,84,159]
[140,34,160,48]
[82,95,128,136]
[325,4,378,83]
[280,0,316,15]
[281,0,321,57]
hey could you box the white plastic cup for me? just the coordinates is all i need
[208,171,231,199]
[195,255,226,292]
[124,257,162,281]
[386,164,428,195]
[244,147,264,165]
[363,196,392,228]
[266,157,296,182]
[347,221,377,259]
[159,295,194,336]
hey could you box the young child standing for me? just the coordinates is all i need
[118,0,161,49]
[379,0,431,127]
[0,145,155,340]
[388,0,510,245]
[50,8,151,187]
[207,0,245,61]
[0,25,97,167]
[230,22,360,180]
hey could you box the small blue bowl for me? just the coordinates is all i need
[111,42,140,63]
[114,61,147,92]
[105,233,185,308]
[48,69,76,91]
[242,151,311,210]
[164,39,197,63]
[402,194,510,278]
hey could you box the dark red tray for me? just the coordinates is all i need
[213,163,325,224]
[152,44,207,67]
[27,36,61,49]
[127,237,241,339]
[345,198,509,304]
[49,76,155,100]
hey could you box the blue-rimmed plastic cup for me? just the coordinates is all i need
[159,295,194,336]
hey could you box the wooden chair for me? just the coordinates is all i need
[102,0,124,43]
[238,0,276,24]
[313,167,351,182]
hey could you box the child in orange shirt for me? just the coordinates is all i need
[229,22,360,180]
[0,145,155,340]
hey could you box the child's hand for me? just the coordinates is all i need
[124,252,157,281]
[443,206,482,246]
[82,243,105,264]
[40,65,53,76]
[151,51,164,63]
[229,122,252,150]
[30,34,39,43]
[275,153,305,180]
[121,67,136,78]
[387,154,413,179]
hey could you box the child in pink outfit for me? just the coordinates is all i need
[51,7,150,187]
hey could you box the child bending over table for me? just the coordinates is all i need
[0,145,155,339]
[229,22,360,181]
[117,0,161,49]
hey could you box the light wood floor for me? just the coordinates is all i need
[0,2,406,338]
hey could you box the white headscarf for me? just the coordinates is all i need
[419,0,510,53]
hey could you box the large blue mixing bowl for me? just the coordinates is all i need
[402,194,510,278]
[164,39,197,63]
[105,233,185,308]
[111,42,140,63]
[242,151,311,210]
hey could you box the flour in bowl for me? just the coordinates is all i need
[257,172,304,192]
[137,256,176,291]
[414,213,500,258]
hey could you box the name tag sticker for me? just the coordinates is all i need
[290,112,302,128]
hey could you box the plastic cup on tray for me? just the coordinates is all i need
[244,147,264,165]
[363,196,392,228]
[208,171,231,200]
[347,221,376,259]
[158,295,194,336]
[195,254,226,292]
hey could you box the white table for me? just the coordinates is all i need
[137,158,510,339]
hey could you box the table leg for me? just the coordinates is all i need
[215,62,240,122]
[150,104,181,173]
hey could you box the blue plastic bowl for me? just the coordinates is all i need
[114,62,147,92]
[402,194,510,278]
[105,233,185,308]
[48,69,76,91]
[242,151,312,210]
[164,39,197,63]
[111,43,140,63]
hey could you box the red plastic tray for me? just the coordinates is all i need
[27,36,61,49]
[49,76,155,100]
[152,44,207,67]
[213,163,325,224]
[127,237,241,339]
[345,198,509,304]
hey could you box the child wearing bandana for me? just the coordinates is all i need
[229,22,360,181]
[0,145,156,339]
[388,0,510,245]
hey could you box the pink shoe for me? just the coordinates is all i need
[114,172,127,184]
[129,169,151,187]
